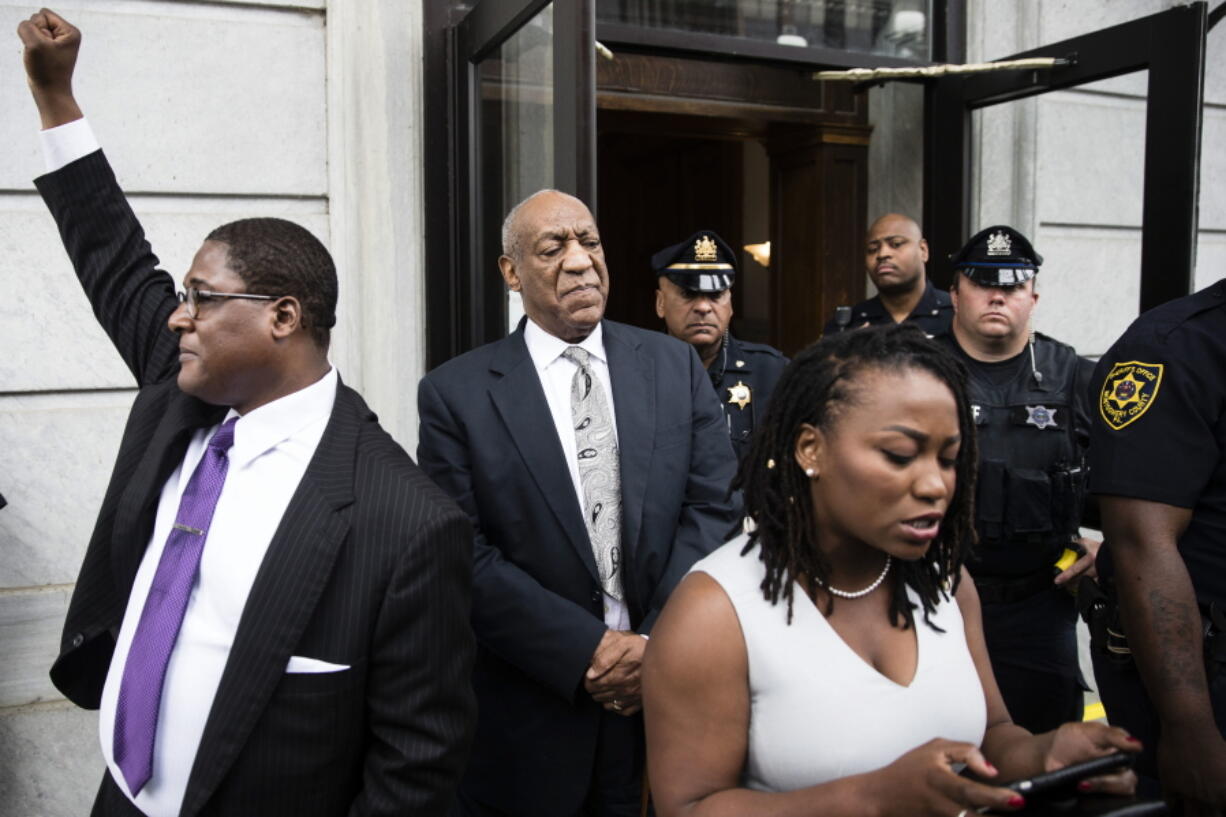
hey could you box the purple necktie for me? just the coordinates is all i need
[113,418,237,795]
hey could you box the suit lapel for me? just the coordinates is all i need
[604,322,654,569]
[488,329,599,583]
[179,385,360,817]
[111,390,227,598]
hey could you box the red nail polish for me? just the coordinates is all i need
[1078,780,1093,792]
[1009,795,1025,808]
[1127,736,1142,744]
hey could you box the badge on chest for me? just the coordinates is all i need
[727,381,752,410]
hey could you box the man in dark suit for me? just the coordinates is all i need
[20,10,474,816]
[417,191,738,816]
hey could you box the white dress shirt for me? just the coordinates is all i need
[98,368,338,817]
[42,107,342,817]
[523,319,630,631]
[40,116,99,172]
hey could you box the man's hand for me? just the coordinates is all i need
[1041,721,1140,796]
[1054,536,1100,586]
[1158,722,1226,816]
[584,630,646,716]
[17,8,83,129]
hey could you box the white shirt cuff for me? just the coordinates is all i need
[40,117,99,173]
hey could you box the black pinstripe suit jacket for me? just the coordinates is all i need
[36,150,475,817]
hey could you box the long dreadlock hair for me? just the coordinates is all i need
[732,323,978,631]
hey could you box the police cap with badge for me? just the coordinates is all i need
[950,225,1043,287]
[652,230,737,292]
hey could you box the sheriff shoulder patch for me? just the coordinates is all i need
[1099,360,1164,430]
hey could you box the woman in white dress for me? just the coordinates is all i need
[643,325,1138,817]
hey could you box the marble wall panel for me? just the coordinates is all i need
[967,0,1036,63]
[176,0,323,7]
[1200,107,1226,231]
[1037,0,1172,45]
[1031,226,1142,358]
[0,589,71,708]
[867,82,924,224]
[1196,233,1226,293]
[0,196,328,393]
[0,3,325,196]
[971,97,1037,238]
[1037,1,1224,105]
[1036,93,1146,229]
[0,393,134,589]
[0,703,101,817]
[1209,17,1226,106]
[1036,0,1165,99]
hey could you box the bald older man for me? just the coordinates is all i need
[823,213,953,336]
[417,190,738,816]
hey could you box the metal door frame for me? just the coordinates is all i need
[923,2,1209,310]
[426,0,596,367]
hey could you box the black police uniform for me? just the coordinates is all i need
[1088,277,1226,783]
[822,279,953,336]
[653,231,788,461]
[942,225,1095,734]
[707,333,788,461]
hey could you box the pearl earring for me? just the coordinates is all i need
[805,468,816,478]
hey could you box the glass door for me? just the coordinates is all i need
[455,0,596,345]
[923,2,1209,312]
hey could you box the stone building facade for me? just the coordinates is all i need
[0,1,1220,813]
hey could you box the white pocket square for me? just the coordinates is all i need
[286,655,351,674]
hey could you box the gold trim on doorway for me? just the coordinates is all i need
[821,132,871,145]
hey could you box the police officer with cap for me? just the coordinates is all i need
[1088,277,1226,808]
[936,225,1100,734]
[823,213,953,336]
[653,230,787,461]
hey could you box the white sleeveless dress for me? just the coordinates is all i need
[691,534,987,792]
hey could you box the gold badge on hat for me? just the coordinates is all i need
[694,235,718,262]
[727,381,751,410]
[1099,361,1164,430]
[986,230,1012,256]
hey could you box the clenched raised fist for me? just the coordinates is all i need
[17,8,83,128]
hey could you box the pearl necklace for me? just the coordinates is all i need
[820,555,892,599]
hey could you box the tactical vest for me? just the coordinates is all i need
[957,337,1088,577]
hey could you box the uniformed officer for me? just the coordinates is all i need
[652,230,787,461]
[936,225,1099,734]
[1088,278,1226,809]
[823,213,952,336]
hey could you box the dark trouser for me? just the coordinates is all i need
[980,588,1083,735]
[91,770,147,817]
[994,664,1084,735]
[452,709,645,817]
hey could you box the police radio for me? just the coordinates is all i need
[834,305,851,332]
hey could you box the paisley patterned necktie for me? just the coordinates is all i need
[562,346,623,602]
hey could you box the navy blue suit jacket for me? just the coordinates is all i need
[417,319,737,814]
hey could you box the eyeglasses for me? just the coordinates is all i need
[176,287,282,319]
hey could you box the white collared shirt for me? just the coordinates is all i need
[523,319,629,631]
[40,116,99,172]
[95,369,338,817]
